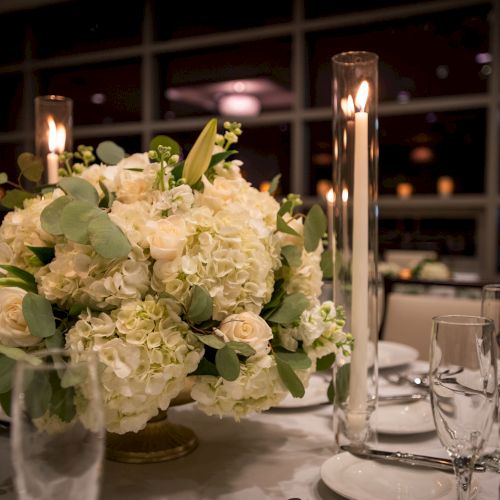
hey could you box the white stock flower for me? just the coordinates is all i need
[217,312,272,357]
[0,287,42,347]
[153,184,194,215]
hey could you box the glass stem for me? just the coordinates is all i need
[453,456,474,500]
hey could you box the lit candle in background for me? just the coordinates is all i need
[349,80,370,415]
[397,182,413,198]
[437,176,454,197]
[47,116,66,184]
[326,188,335,250]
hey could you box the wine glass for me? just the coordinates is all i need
[429,315,497,500]
[481,283,500,466]
[11,348,105,500]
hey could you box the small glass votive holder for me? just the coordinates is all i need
[35,95,73,184]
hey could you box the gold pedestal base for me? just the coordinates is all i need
[106,411,198,463]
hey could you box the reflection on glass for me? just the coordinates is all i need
[307,5,490,106]
[36,60,141,125]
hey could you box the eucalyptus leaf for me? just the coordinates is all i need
[193,333,225,350]
[1,189,35,210]
[281,245,302,267]
[320,249,333,279]
[274,351,312,369]
[60,366,87,389]
[22,292,56,338]
[96,141,125,165]
[304,204,327,252]
[276,214,300,237]
[98,180,115,209]
[182,118,218,186]
[149,135,181,156]
[191,357,219,377]
[268,292,309,325]
[0,345,42,367]
[17,152,44,182]
[40,195,72,235]
[0,265,36,287]
[316,352,336,371]
[0,172,8,184]
[88,213,131,259]
[45,329,64,349]
[208,150,237,168]
[0,391,11,415]
[276,357,305,398]
[333,363,350,404]
[227,341,256,358]
[269,173,281,195]
[49,375,76,423]
[28,246,55,265]
[171,162,184,181]
[278,200,293,217]
[0,277,37,293]
[60,200,102,244]
[187,285,213,324]
[25,372,51,419]
[68,304,85,317]
[215,346,240,381]
[58,177,99,205]
[0,355,15,393]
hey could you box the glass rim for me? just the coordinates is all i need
[332,51,379,65]
[34,94,73,104]
[483,283,500,292]
[432,314,494,326]
[14,348,95,371]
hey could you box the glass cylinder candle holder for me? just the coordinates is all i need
[331,51,379,449]
[35,95,73,185]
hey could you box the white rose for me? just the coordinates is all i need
[147,215,186,261]
[0,287,42,347]
[218,312,272,357]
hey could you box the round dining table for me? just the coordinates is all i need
[0,372,499,499]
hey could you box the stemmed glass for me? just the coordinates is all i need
[481,283,500,466]
[11,348,105,500]
[429,315,497,500]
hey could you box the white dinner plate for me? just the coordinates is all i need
[320,452,455,500]
[374,400,435,435]
[277,374,329,408]
[379,341,419,369]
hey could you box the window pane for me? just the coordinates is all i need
[379,217,476,257]
[307,109,486,196]
[158,124,291,193]
[157,38,292,119]
[36,59,141,125]
[73,135,142,158]
[153,0,292,40]
[0,73,24,131]
[0,142,25,179]
[0,12,25,64]
[307,5,490,106]
[31,0,143,59]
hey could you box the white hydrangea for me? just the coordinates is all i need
[66,296,204,433]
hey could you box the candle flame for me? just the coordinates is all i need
[326,188,335,203]
[47,116,66,153]
[341,188,349,203]
[355,81,369,112]
[347,95,355,116]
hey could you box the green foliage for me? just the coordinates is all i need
[192,357,218,377]
[0,265,36,291]
[45,329,64,349]
[268,173,281,195]
[1,189,35,209]
[193,333,225,350]
[215,345,240,381]
[0,173,8,184]
[40,195,72,235]
[281,245,301,268]
[0,355,15,393]
[0,277,36,292]
[304,204,327,252]
[25,372,52,419]
[226,341,256,358]
[187,285,213,323]
[59,177,99,205]
[183,118,218,186]
[49,372,76,422]
[320,249,333,279]
[268,292,309,325]
[333,363,350,404]
[327,379,334,403]
[278,200,293,217]
[17,152,44,183]
[149,135,181,156]
[22,292,56,339]
[276,357,305,398]
[28,246,55,265]
[0,391,11,415]
[98,181,115,209]
[276,214,300,237]
[96,141,125,165]
[274,350,312,369]
[316,352,336,371]
[88,213,131,259]
[60,201,102,244]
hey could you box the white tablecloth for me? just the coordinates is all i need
[1,386,499,499]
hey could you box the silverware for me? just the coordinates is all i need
[378,393,427,405]
[340,445,490,473]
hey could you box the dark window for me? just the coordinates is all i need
[0,73,24,132]
[73,135,142,158]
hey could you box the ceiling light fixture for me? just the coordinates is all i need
[218,94,261,117]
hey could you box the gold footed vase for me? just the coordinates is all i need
[106,383,198,463]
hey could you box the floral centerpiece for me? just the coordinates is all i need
[0,119,350,435]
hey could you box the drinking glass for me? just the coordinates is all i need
[11,349,105,500]
[481,283,500,466]
[429,315,497,500]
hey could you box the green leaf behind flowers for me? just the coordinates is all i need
[22,292,56,339]
[274,350,312,370]
[187,286,213,324]
[0,355,15,393]
[60,201,102,244]
[88,213,131,259]
[149,135,182,156]
[269,174,281,195]
[0,265,36,290]
[320,249,333,279]
[41,195,72,235]
[28,246,55,265]
[191,357,218,377]
[193,333,225,350]
[0,391,11,415]
[304,204,327,252]
[98,181,115,209]
[1,189,35,209]
[268,292,309,325]
[59,177,99,205]
[215,346,240,381]
[278,200,293,217]
[276,357,305,398]
[49,372,76,422]
[0,173,8,184]
[276,214,300,237]
[17,152,44,183]
[281,245,301,267]
[316,352,336,371]
[96,141,125,165]
[227,341,256,358]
